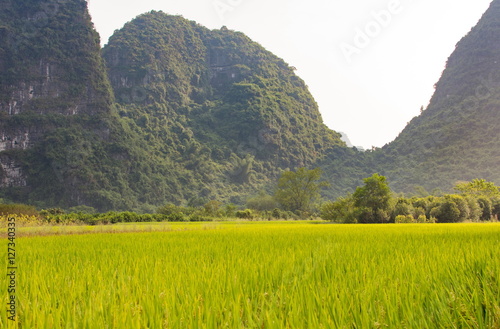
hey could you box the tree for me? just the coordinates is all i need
[274,168,327,213]
[203,200,222,217]
[246,191,278,211]
[353,173,392,223]
[430,200,461,223]
[321,195,356,223]
[454,179,500,197]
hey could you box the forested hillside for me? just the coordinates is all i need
[320,0,500,197]
[0,0,498,210]
[0,2,345,210]
[377,0,500,193]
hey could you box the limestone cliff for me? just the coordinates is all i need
[0,0,114,190]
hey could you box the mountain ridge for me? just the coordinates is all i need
[378,0,500,193]
[0,0,499,210]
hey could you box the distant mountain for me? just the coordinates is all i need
[380,0,500,192]
[0,0,498,210]
[0,4,344,210]
[103,12,344,167]
[100,11,345,205]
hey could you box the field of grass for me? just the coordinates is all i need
[1,222,500,328]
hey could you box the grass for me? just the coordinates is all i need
[4,221,223,237]
[1,222,499,328]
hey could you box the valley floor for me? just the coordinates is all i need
[2,222,499,328]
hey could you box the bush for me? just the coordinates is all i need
[395,215,414,224]
[188,213,211,222]
[445,195,470,222]
[356,207,390,224]
[224,204,237,217]
[477,197,493,221]
[0,203,39,217]
[492,197,500,220]
[203,201,222,217]
[413,207,426,219]
[40,208,66,216]
[246,193,278,211]
[392,199,414,217]
[139,214,154,222]
[430,201,461,223]
[157,203,182,216]
[320,197,356,223]
[119,212,139,223]
[166,212,188,222]
[236,209,255,220]
[465,197,481,222]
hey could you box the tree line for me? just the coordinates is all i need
[1,168,499,224]
[321,176,500,223]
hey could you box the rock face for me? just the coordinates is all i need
[0,0,114,190]
[0,155,26,187]
[0,0,113,117]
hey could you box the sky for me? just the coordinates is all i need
[87,0,493,149]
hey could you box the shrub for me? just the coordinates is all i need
[119,212,139,223]
[321,197,356,223]
[465,197,481,222]
[203,201,222,217]
[445,195,470,222]
[395,215,414,224]
[413,207,426,219]
[167,212,188,222]
[392,199,415,219]
[40,208,66,216]
[492,197,500,220]
[157,203,181,216]
[430,201,461,223]
[0,203,39,217]
[188,213,211,222]
[477,197,493,221]
[246,193,278,211]
[224,204,237,218]
[139,214,154,222]
[236,209,255,220]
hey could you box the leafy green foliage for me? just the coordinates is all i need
[1,1,500,211]
[454,179,500,197]
[376,0,500,194]
[0,0,113,111]
[322,177,500,223]
[99,11,345,207]
[274,168,327,213]
[246,191,278,211]
[0,203,38,216]
[320,195,356,223]
[352,173,392,223]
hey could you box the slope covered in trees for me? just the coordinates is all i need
[0,0,499,210]
[0,3,346,210]
[99,11,345,206]
[320,0,500,197]
[378,0,500,193]
[103,11,344,168]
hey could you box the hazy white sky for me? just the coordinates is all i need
[88,0,492,149]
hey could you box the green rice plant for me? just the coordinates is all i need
[1,223,499,328]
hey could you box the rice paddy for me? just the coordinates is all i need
[2,222,499,328]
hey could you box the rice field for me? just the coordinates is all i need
[1,222,500,328]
